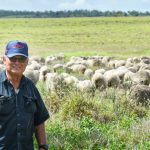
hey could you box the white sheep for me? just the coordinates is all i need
[68,64,87,74]
[45,55,65,66]
[45,72,69,96]
[84,68,94,78]
[101,56,113,67]
[115,60,126,68]
[59,72,70,78]
[91,73,106,91]
[27,60,41,70]
[108,60,116,69]
[129,84,150,105]
[75,80,95,95]
[139,63,150,71]
[63,76,79,86]
[39,65,51,82]
[104,70,120,88]
[53,64,64,72]
[135,70,150,85]
[29,56,45,64]
[23,69,39,84]
[123,70,150,87]
[95,68,106,74]
[45,73,60,93]
[87,58,103,67]
[114,66,129,83]
[127,66,138,73]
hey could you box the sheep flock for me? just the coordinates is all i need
[1,54,150,105]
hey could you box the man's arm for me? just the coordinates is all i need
[35,123,48,150]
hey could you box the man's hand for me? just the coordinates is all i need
[35,123,48,150]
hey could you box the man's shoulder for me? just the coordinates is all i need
[0,71,6,82]
[23,75,38,92]
[23,75,35,85]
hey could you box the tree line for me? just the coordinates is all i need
[0,10,150,18]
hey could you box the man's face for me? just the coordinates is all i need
[3,55,28,76]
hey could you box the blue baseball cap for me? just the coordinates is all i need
[5,41,28,58]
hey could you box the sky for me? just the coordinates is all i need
[0,0,150,12]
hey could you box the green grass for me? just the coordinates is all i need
[1,17,150,149]
[36,80,150,150]
[37,84,150,150]
[0,17,150,59]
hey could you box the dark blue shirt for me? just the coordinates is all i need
[0,71,49,150]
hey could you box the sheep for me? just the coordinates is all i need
[104,70,120,88]
[127,66,138,73]
[115,60,126,68]
[95,69,106,74]
[70,56,84,62]
[29,56,45,64]
[68,64,87,74]
[125,61,134,68]
[89,56,103,59]
[133,57,141,63]
[108,60,116,69]
[91,73,106,91]
[123,71,135,88]
[126,57,134,64]
[129,84,150,105]
[139,64,150,71]
[45,72,75,97]
[135,70,150,85]
[65,59,89,68]
[126,57,141,68]
[75,80,95,95]
[45,73,63,94]
[123,70,150,87]
[53,64,64,72]
[63,76,79,86]
[59,72,70,78]
[140,58,150,64]
[27,60,41,70]
[45,55,65,66]
[45,54,65,65]
[101,56,113,67]
[84,68,94,78]
[126,57,140,64]
[87,58,103,67]
[39,65,51,82]
[23,69,39,84]
[114,66,129,83]
[106,74,120,88]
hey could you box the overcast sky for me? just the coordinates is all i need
[0,0,150,12]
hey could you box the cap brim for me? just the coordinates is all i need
[6,53,28,58]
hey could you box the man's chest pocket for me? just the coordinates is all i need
[0,95,14,114]
[24,96,37,114]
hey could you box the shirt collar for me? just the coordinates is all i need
[0,70,27,86]
[0,71,7,83]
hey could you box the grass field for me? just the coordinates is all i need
[0,17,150,58]
[37,83,150,150]
[1,17,150,149]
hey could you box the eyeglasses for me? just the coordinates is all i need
[8,56,27,63]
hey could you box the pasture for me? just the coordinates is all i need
[1,17,150,149]
[0,17,150,58]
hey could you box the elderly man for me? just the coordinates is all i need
[0,41,49,150]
